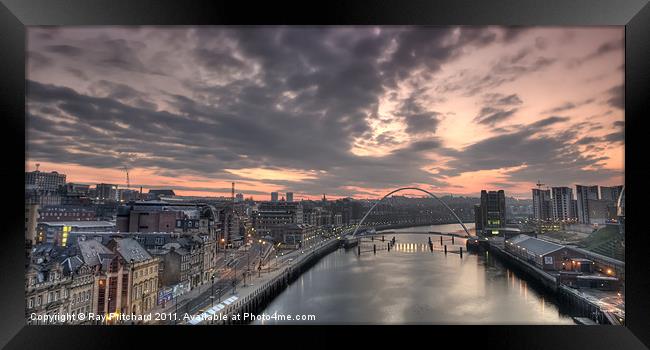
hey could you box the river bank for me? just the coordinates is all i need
[252,227,574,324]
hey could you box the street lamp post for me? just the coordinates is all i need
[211,274,215,308]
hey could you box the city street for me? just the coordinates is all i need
[183,234,341,324]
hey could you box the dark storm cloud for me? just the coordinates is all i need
[484,93,523,106]
[95,39,162,75]
[192,48,247,74]
[26,27,623,196]
[500,27,531,42]
[544,102,576,114]
[606,84,624,110]
[528,116,569,128]
[398,96,443,135]
[438,48,556,96]
[603,131,624,143]
[568,38,624,68]
[374,132,400,147]
[40,35,163,75]
[474,93,522,125]
[27,51,52,71]
[44,44,83,56]
[437,115,618,185]
[26,76,448,195]
[474,107,518,125]
[575,130,623,147]
[64,67,89,81]
[375,27,503,88]
[576,136,600,145]
[542,98,594,114]
[91,80,146,100]
[405,113,441,134]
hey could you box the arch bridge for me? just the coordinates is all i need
[349,187,471,238]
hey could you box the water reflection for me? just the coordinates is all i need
[255,228,575,325]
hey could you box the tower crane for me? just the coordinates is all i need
[122,166,130,189]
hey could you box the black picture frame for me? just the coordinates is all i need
[1,0,649,349]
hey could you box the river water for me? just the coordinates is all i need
[254,224,576,324]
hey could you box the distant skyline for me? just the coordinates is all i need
[26,27,624,199]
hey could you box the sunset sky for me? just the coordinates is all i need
[26,27,624,200]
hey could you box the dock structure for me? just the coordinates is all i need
[484,237,624,325]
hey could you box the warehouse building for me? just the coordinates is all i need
[505,234,578,271]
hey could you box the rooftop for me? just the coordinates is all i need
[113,238,152,262]
[39,221,115,227]
[508,234,565,256]
[78,239,113,266]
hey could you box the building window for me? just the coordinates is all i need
[28,298,34,308]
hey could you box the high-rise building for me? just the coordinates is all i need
[96,183,118,201]
[576,185,599,224]
[571,199,578,220]
[587,199,612,225]
[254,201,303,236]
[25,170,66,191]
[600,185,624,202]
[532,188,551,220]
[476,190,506,235]
[25,170,66,206]
[286,192,294,202]
[551,187,573,221]
[271,192,279,202]
[118,189,139,202]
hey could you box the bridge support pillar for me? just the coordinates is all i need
[452,236,455,244]
[460,246,463,258]
[387,243,390,251]
[373,244,376,254]
[444,245,447,254]
[357,244,361,256]
[440,236,443,245]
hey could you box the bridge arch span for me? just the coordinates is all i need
[351,187,471,237]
